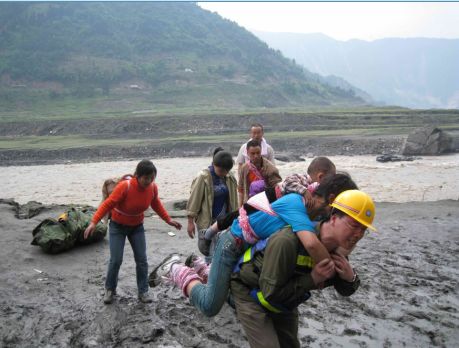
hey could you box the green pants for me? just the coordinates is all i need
[234,294,300,348]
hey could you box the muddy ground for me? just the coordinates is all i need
[0,198,458,348]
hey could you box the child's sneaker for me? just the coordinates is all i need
[149,254,181,287]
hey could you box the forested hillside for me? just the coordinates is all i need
[0,2,363,112]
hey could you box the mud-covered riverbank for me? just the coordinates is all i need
[3,109,459,166]
[0,198,458,347]
[0,134,405,166]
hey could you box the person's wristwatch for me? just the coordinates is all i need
[350,272,358,283]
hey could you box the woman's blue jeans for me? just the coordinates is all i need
[105,221,149,295]
[189,229,247,317]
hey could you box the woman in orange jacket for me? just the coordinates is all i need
[84,159,182,304]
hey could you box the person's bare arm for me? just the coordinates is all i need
[187,216,196,238]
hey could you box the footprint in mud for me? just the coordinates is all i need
[206,331,233,344]
[116,318,166,346]
[167,322,203,347]
[409,324,446,346]
[300,335,317,345]
[383,337,393,348]
[140,327,165,344]
[93,306,129,341]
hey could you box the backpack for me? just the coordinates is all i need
[31,207,107,254]
[101,174,132,222]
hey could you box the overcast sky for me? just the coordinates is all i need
[198,2,459,41]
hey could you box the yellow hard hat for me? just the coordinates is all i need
[330,190,376,231]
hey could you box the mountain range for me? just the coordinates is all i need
[254,32,459,109]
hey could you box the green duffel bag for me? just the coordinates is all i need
[31,218,76,254]
[31,207,107,254]
[60,207,107,245]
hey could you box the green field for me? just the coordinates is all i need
[1,94,458,154]
[0,127,417,151]
[0,87,412,123]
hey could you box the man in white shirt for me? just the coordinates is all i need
[237,123,275,172]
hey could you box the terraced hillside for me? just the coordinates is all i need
[1,108,458,165]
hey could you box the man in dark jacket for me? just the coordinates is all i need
[230,190,376,348]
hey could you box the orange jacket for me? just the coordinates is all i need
[91,177,171,226]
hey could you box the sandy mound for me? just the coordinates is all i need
[0,199,458,347]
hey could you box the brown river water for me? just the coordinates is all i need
[2,154,458,206]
